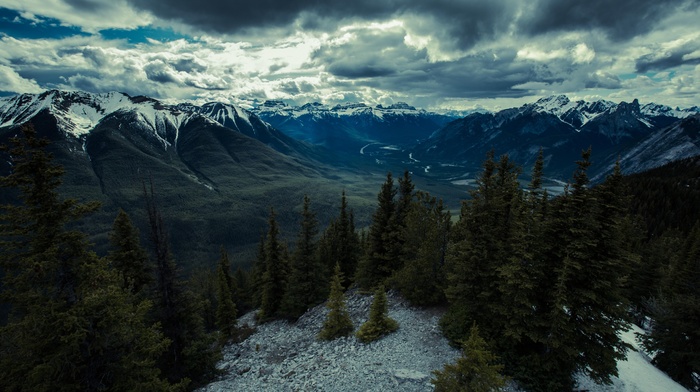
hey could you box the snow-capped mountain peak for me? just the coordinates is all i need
[0,90,191,138]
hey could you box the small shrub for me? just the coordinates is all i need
[356,286,398,343]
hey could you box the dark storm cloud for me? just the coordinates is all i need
[143,62,180,84]
[122,0,515,49]
[327,61,396,78]
[119,0,694,48]
[523,0,692,41]
[635,41,700,73]
[125,0,400,34]
[311,26,418,79]
[172,56,207,73]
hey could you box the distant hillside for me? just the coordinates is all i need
[409,96,700,183]
[0,90,382,268]
[623,154,700,237]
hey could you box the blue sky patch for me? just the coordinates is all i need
[0,7,88,39]
[99,27,193,45]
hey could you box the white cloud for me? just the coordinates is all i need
[2,0,152,32]
[572,43,595,64]
[0,65,43,93]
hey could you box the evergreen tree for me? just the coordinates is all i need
[318,263,354,340]
[356,286,398,343]
[642,221,700,390]
[317,191,360,289]
[0,126,172,392]
[356,172,397,290]
[216,247,238,342]
[431,324,507,392]
[188,265,218,332]
[258,207,288,321]
[250,231,266,308]
[144,180,220,388]
[107,208,153,295]
[392,191,450,306]
[233,265,253,315]
[532,149,632,390]
[385,170,414,272]
[281,195,325,319]
[442,151,523,342]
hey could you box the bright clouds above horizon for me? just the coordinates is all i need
[0,0,698,111]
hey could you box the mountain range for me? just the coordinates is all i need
[252,100,458,152]
[1,90,699,266]
[409,95,700,183]
[0,90,382,266]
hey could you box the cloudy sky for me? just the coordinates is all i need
[0,0,698,111]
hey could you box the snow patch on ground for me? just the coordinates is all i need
[575,324,688,392]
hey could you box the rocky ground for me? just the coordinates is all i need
[198,290,461,392]
[198,290,688,392]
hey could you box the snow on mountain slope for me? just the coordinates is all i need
[0,91,285,147]
[0,90,187,138]
[254,100,446,122]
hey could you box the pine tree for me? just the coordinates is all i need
[188,265,218,332]
[281,195,325,319]
[107,209,153,295]
[318,263,354,340]
[251,231,266,308]
[144,180,220,388]
[356,286,398,343]
[392,191,450,306]
[317,190,360,289]
[356,173,397,290]
[339,191,361,287]
[216,247,238,342]
[442,151,523,342]
[642,221,700,390]
[385,170,414,272]
[0,126,172,392]
[233,265,253,315]
[530,149,632,390]
[258,207,288,322]
[431,324,507,392]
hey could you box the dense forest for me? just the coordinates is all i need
[1,125,698,391]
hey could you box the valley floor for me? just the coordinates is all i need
[199,291,688,392]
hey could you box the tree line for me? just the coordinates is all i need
[1,125,698,391]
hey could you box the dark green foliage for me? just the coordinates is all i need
[318,263,354,340]
[384,170,415,272]
[280,195,326,319]
[216,248,238,342]
[188,266,218,333]
[250,232,266,308]
[233,265,253,315]
[528,151,632,389]
[356,286,398,343]
[0,126,172,392]
[440,149,637,391]
[431,324,507,392]
[392,191,450,306]
[108,209,153,295]
[258,207,289,322]
[317,190,361,289]
[442,152,526,343]
[356,172,397,290]
[623,155,700,238]
[144,181,220,388]
[642,222,700,390]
